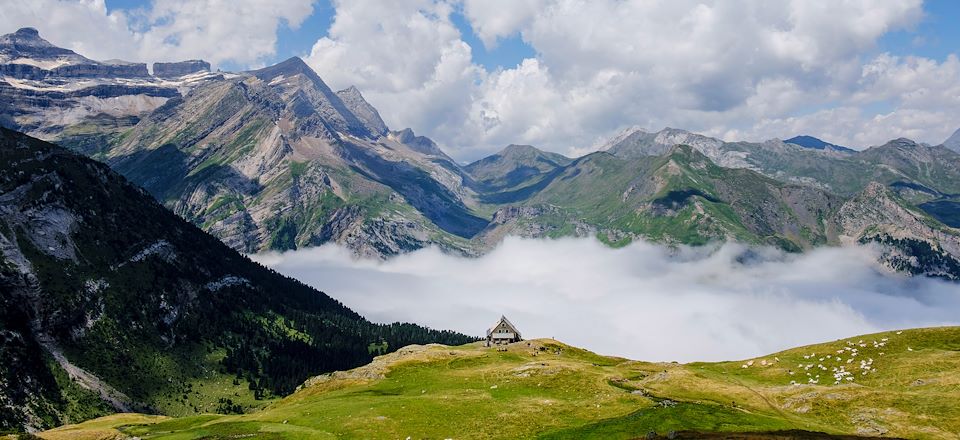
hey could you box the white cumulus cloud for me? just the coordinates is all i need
[252,237,960,362]
[0,0,314,68]
[304,0,960,159]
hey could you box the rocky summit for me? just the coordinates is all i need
[152,60,211,78]
[943,127,960,153]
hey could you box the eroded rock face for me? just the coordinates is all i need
[153,60,211,78]
[944,128,960,153]
[0,29,222,146]
[0,28,148,79]
[336,85,388,136]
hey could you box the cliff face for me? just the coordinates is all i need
[0,28,218,142]
[0,28,150,79]
[153,60,211,78]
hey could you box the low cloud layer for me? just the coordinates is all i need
[253,237,960,362]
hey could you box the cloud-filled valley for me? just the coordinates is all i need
[253,237,960,362]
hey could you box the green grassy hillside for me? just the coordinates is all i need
[33,327,960,440]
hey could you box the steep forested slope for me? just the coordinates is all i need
[0,128,475,433]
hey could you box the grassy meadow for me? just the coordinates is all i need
[25,327,960,439]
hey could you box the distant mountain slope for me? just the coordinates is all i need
[40,327,960,439]
[943,127,960,153]
[477,145,960,279]
[784,135,855,153]
[0,128,475,433]
[481,145,839,250]
[465,144,572,192]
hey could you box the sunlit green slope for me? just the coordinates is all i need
[35,327,960,440]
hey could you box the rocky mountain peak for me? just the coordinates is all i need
[0,27,89,65]
[598,125,647,151]
[942,127,960,153]
[890,137,920,147]
[387,128,444,156]
[500,144,542,156]
[390,127,417,143]
[0,28,151,78]
[14,27,39,37]
[336,85,388,136]
[153,59,210,78]
[253,56,374,139]
[785,135,855,153]
[254,56,315,80]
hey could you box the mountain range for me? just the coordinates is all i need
[1,26,959,280]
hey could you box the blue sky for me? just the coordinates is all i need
[104,0,958,72]
[104,0,537,71]
[878,0,960,61]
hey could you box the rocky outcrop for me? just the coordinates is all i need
[0,27,87,66]
[0,29,226,146]
[837,182,960,279]
[253,57,373,138]
[51,61,149,78]
[0,28,148,79]
[153,60,210,78]
[337,85,388,136]
[387,128,445,156]
[943,128,960,153]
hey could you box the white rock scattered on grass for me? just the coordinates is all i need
[897,331,903,335]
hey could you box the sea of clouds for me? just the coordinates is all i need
[252,237,960,362]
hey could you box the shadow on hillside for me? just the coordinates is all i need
[338,142,489,238]
[110,143,263,205]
